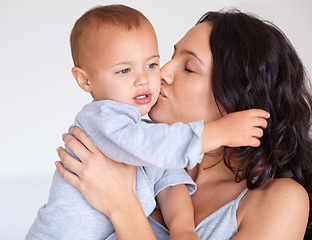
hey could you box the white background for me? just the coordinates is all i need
[0,0,311,239]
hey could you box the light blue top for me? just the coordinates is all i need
[148,188,249,240]
[26,100,204,239]
[69,100,204,169]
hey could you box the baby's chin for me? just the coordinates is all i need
[140,106,153,117]
[141,100,158,117]
[148,102,173,124]
[147,105,160,122]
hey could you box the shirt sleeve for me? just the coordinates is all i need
[153,169,196,197]
[74,100,204,169]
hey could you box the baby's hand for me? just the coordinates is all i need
[218,109,270,148]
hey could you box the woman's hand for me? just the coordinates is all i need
[55,127,137,218]
[56,127,157,239]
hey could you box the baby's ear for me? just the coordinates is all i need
[72,67,92,92]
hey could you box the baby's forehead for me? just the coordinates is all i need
[87,14,152,32]
[83,20,155,44]
[79,20,158,64]
[83,19,150,43]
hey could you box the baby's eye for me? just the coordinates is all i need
[117,68,131,74]
[146,63,158,69]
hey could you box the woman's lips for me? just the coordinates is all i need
[133,92,152,104]
[160,88,167,98]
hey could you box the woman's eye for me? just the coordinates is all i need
[117,68,131,74]
[147,63,158,69]
[185,67,194,73]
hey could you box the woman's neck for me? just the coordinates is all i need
[187,152,237,184]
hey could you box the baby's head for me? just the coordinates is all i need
[70,5,161,116]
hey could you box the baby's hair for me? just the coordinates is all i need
[70,4,150,67]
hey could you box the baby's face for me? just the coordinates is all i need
[83,23,161,116]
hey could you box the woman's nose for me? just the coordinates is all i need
[160,62,174,85]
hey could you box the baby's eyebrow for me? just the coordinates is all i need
[112,54,160,67]
[146,54,160,61]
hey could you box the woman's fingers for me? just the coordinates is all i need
[57,146,82,175]
[62,132,91,162]
[70,127,101,154]
[55,161,80,189]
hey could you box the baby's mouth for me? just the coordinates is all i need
[135,94,150,99]
[133,92,152,104]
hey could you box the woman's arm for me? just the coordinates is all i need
[56,127,157,240]
[233,178,309,240]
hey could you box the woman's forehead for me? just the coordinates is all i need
[174,22,212,65]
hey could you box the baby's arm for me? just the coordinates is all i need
[156,185,200,240]
[75,101,204,169]
[201,109,270,153]
[76,101,269,170]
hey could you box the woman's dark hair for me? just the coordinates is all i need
[197,9,312,238]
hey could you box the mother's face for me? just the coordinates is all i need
[149,22,222,124]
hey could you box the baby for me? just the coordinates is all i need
[26,5,269,240]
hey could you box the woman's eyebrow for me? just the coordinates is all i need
[174,45,203,65]
[184,50,203,65]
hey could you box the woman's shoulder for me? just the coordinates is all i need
[236,178,309,239]
[235,178,309,239]
[255,178,308,202]
[242,178,308,212]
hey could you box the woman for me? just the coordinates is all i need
[57,10,312,239]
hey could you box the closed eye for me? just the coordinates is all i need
[185,67,194,73]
